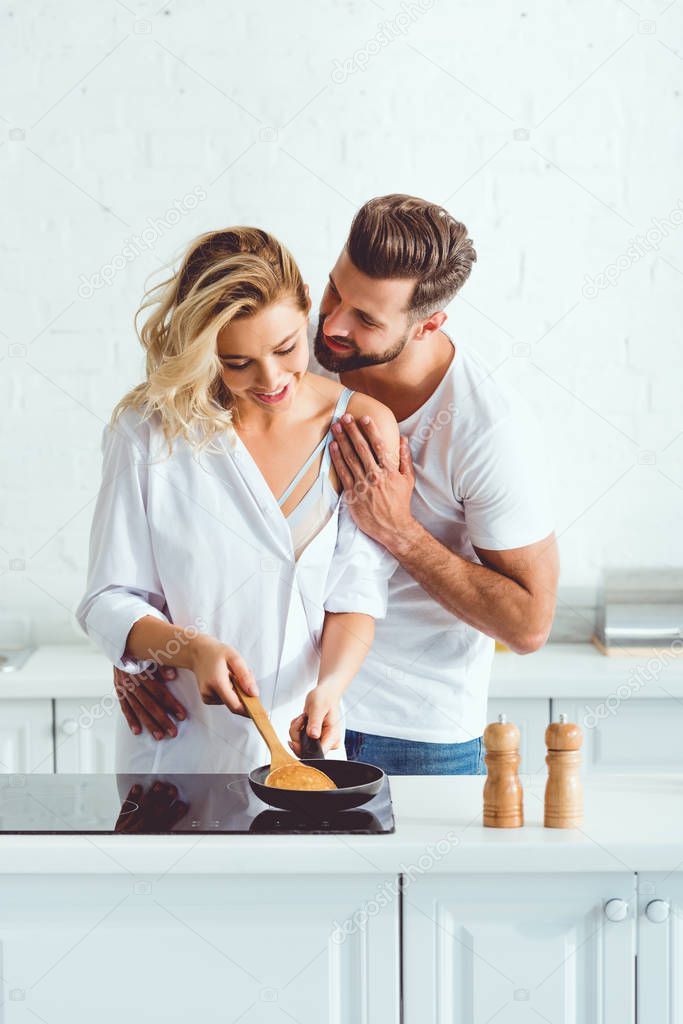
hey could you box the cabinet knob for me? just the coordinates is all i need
[645,900,670,923]
[60,718,79,736]
[604,898,629,922]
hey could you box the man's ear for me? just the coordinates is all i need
[414,310,447,339]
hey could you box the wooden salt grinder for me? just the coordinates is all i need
[482,713,524,828]
[544,713,583,828]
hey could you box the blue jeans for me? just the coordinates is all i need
[345,729,487,776]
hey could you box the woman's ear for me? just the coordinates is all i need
[304,283,312,312]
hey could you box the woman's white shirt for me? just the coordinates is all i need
[75,406,397,774]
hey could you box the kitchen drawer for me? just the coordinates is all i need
[0,699,53,774]
[404,872,635,1024]
[486,697,550,775]
[0,874,400,1022]
[552,698,683,774]
[54,697,116,773]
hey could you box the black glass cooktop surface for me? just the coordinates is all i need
[0,773,395,835]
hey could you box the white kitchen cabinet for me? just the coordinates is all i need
[637,872,683,1023]
[552,698,683,774]
[0,873,399,1023]
[486,698,550,775]
[54,698,116,773]
[0,699,53,774]
[403,873,636,1024]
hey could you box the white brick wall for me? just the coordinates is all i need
[1,0,682,643]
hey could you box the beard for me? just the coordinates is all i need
[313,314,409,372]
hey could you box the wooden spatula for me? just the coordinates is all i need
[233,680,336,791]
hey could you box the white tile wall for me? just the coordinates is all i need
[1,0,682,642]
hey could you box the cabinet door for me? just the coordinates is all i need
[0,873,399,1023]
[54,698,116,773]
[553,698,683,774]
[486,698,550,774]
[637,872,683,1023]
[404,873,636,1024]
[0,700,53,774]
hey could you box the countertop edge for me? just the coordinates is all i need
[0,775,681,875]
[3,643,683,700]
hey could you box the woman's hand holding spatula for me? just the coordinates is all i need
[188,635,259,713]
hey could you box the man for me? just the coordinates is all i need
[113,194,559,775]
[307,194,558,774]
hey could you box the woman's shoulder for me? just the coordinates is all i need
[303,373,398,443]
[112,402,160,433]
[304,372,353,418]
[346,391,399,440]
[107,403,164,455]
[303,372,342,401]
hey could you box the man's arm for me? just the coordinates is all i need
[386,520,558,654]
[330,415,558,655]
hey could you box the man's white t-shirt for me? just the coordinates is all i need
[344,335,554,744]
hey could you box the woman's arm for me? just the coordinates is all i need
[75,413,171,673]
[317,611,375,694]
[288,398,399,754]
[289,610,374,754]
[125,615,258,715]
[77,412,258,718]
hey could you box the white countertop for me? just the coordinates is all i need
[3,643,683,700]
[1,774,682,875]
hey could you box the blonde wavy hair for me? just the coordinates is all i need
[112,227,308,453]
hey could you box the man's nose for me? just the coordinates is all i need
[323,306,352,338]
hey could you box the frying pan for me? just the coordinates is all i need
[248,725,385,815]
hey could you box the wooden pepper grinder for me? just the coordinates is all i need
[483,713,524,828]
[544,713,583,828]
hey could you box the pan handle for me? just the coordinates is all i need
[299,715,325,759]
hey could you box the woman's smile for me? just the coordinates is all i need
[248,382,292,405]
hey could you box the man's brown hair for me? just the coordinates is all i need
[346,194,477,319]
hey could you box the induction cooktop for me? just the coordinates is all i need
[0,773,395,835]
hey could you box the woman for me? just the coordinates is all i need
[76,227,399,774]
